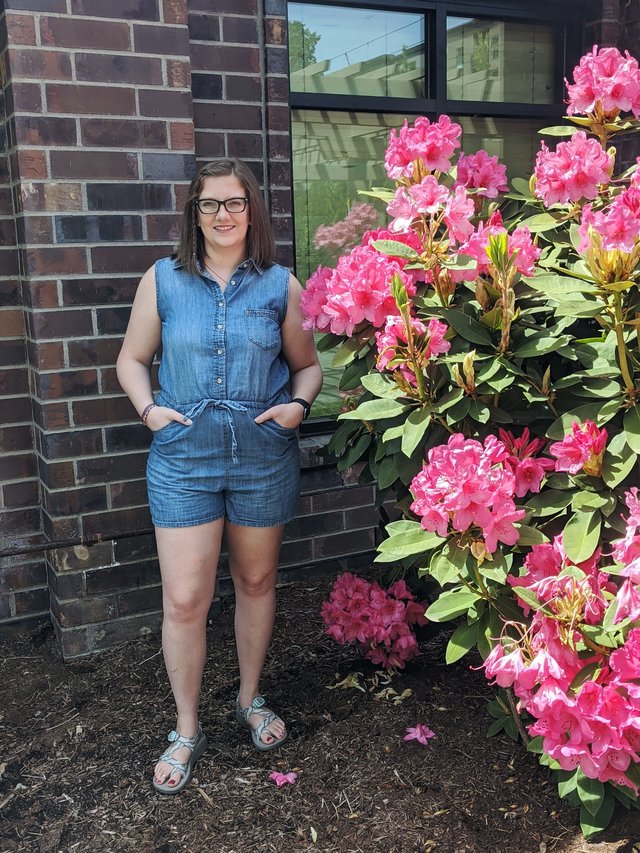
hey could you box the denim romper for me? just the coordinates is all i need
[146,257,300,528]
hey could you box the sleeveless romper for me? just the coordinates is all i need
[146,257,300,528]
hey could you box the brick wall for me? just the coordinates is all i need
[0,0,378,658]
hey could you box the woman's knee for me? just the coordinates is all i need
[232,567,277,597]
[163,591,211,624]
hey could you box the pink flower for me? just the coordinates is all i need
[385,115,462,180]
[566,46,640,119]
[579,188,640,254]
[404,724,436,744]
[459,212,540,276]
[375,315,450,385]
[534,131,612,206]
[300,266,333,331]
[313,202,379,253]
[498,428,554,497]
[443,185,475,245]
[387,187,418,232]
[269,771,297,787]
[409,175,449,214]
[549,420,607,476]
[614,579,640,623]
[454,149,508,199]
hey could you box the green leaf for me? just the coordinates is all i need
[511,586,544,611]
[511,334,572,359]
[426,589,482,622]
[571,491,611,512]
[337,433,371,468]
[523,273,597,295]
[445,621,478,664]
[468,399,490,423]
[518,213,562,233]
[562,511,601,563]
[377,526,444,558]
[525,490,573,517]
[332,337,364,367]
[557,770,578,799]
[486,717,506,737]
[360,373,403,399]
[538,124,580,136]
[371,239,420,260]
[546,404,603,440]
[577,773,605,818]
[602,431,637,488]
[401,405,433,458]
[446,396,470,423]
[440,308,494,346]
[377,454,400,490]
[339,398,408,421]
[623,405,640,454]
[527,736,544,754]
[428,540,468,586]
[515,524,549,546]
[580,794,616,840]
[552,299,602,319]
[511,177,532,196]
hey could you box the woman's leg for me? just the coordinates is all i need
[153,518,224,787]
[226,522,286,745]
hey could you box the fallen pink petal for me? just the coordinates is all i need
[269,771,298,787]
[404,724,436,745]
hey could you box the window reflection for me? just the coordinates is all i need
[453,115,547,182]
[447,17,555,103]
[288,3,425,98]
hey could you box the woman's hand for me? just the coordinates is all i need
[254,402,304,429]
[146,405,192,432]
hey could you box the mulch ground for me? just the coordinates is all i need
[1,576,640,853]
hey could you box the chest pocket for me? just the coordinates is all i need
[244,308,280,351]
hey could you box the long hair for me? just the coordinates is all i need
[174,159,276,274]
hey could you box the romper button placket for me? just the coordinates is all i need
[217,377,222,384]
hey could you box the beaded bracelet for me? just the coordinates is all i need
[140,402,157,425]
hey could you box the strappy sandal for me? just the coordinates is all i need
[152,727,207,795]
[235,695,288,752]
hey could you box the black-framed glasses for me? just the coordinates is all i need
[195,197,248,215]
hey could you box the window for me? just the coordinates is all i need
[288,1,580,417]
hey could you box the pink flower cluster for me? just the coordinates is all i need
[320,573,428,669]
[485,532,640,792]
[533,131,612,206]
[409,434,525,554]
[313,203,380,252]
[579,186,640,254]
[375,315,450,386]
[612,488,640,566]
[384,115,462,180]
[386,178,475,244]
[498,428,555,497]
[300,239,416,336]
[454,149,508,199]
[566,46,640,119]
[549,419,607,476]
[460,211,541,278]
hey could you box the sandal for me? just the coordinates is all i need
[152,727,207,795]
[235,696,288,751]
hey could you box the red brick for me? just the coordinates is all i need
[0,281,19,307]
[170,121,195,150]
[26,247,88,277]
[81,118,167,148]
[16,149,47,179]
[36,369,99,400]
[6,81,42,113]
[76,450,147,482]
[0,452,37,481]
[91,244,172,274]
[195,102,261,130]
[62,277,138,306]
[20,216,54,244]
[44,484,108,516]
[110,478,148,508]
[5,12,37,45]
[222,16,258,44]
[146,213,181,241]
[40,16,131,50]
[0,218,18,247]
[267,103,289,132]
[265,17,286,46]
[46,84,137,116]
[0,366,29,395]
[82,505,152,539]
[117,584,163,616]
[27,340,65,370]
[191,0,256,11]
[96,306,130,334]
[0,560,46,593]
[0,396,32,426]
[166,58,190,88]
[15,115,76,147]
[0,340,24,366]
[194,130,225,159]
[227,132,262,159]
[55,595,118,628]
[174,183,190,209]
[75,53,163,85]
[8,48,72,80]
[32,401,71,431]
[100,366,122,394]
[187,12,219,42]
[139,88,192,118]
[267,76,288,102]
[270,188,291,215]
[312,527,375,560]
[191,43,259,74]
[268,132,290,159]
[70,0,160,20]
[164,0,188,25]
[23,279,59,309]
[226,74,261,102]
[133,23,190,55]
[312,485,375,512]
[40,427,103,459]
[67,337,122,367]
[72,396,137,427]
[37,458,75,489]
[0,308,24,336]
[0,248,20,277]
[3,478,39,508]
[50,150,138,180]
[43,512,81,542]
[31,307,93,339]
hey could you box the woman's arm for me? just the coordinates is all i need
[116,266,190,430]
[254,274,323,428]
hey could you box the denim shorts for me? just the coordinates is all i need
[146,396,300,528]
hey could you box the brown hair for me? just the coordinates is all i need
[174,159,276,274]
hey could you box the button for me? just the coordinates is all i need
[231,280,236,285]
[217,348,223,355]
[217,324,223,329]
[216,377,222,384]
[218,301,224,307]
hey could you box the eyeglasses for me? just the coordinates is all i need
[195,197,249,215]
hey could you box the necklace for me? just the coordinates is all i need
[204,262,229,285]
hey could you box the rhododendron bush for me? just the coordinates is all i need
[303,46,640,839]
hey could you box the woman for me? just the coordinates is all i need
[116,159,322,794]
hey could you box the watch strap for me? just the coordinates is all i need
[290,397,311,419]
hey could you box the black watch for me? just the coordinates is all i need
[290,397,311,419]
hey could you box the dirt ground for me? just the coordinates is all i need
[1,576,640,853]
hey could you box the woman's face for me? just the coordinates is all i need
[196,173,250,256]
